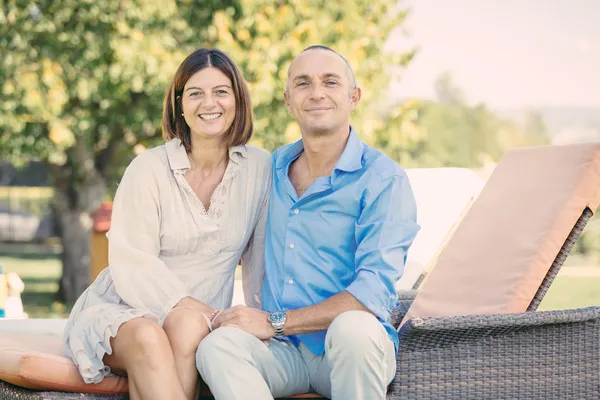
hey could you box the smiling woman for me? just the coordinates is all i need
[61,48,272,400]
[181,69,236,140]
[162,49,253,152]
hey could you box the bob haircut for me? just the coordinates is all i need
[162,48,253,151]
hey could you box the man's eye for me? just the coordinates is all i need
[297,82,308,87]
[325,81,338,85]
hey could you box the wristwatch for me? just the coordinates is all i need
[268,311,287,338]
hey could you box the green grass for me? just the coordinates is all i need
[0,254,70,319]
[1,253,600,319]
[539,275,600,311]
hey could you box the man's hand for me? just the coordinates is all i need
[213,305,275,340]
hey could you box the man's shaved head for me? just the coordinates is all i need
[286,45,357,94]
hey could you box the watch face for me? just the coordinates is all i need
[269,311,286,324]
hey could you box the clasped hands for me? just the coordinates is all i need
[212,305,276,340]
[174,297,275,340]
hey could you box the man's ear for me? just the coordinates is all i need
[284,90,292,112]
[350,87,361,110]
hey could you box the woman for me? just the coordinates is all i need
[63,48,271,400]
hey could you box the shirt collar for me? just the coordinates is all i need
[275,138,304,170]
[275,126,364,172]
[334,127,364,173]
[165,138,247,171]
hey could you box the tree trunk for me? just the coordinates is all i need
[54,206,94,302]
[53,174,106,302]
[53,176,106,302]
[50,139,107,302]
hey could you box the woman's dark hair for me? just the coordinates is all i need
[162,48,253,151]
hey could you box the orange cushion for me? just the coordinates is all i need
[0,332,128,394]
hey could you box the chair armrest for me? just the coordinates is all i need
[390,299,414,329]
[387,307,600,400]
[390,290,418,327]
[396,289,418,301]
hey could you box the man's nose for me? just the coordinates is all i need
[309,85,326,100]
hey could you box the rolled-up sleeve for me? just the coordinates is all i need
[107,153,189,323]
[346,173,420,321]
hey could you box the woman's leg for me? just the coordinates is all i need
[103,317,187,400]
[162,306,211,400]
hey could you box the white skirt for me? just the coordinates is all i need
[63,268,155,384]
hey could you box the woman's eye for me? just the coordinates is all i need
[216,90,229,95]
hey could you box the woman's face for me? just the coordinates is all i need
[181,67,236,142]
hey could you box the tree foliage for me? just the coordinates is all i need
[1,0,239,177]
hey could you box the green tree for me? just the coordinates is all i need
[0,0,239,301]
[382,74,550,169]
[205,0,415,151]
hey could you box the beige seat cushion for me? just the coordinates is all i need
[402,142,600,325]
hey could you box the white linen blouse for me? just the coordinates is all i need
[105,137,271,322]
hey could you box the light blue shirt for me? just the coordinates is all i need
[262,128,420,356]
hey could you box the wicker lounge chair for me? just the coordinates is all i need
[1,142,599,400]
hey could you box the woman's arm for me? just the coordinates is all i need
[107,152,210,325]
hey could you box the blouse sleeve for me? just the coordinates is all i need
[240,154,273,309]
[107,152,189,323]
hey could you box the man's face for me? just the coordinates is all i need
[284,50,360,136]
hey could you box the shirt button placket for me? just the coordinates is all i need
[283,205,299,304]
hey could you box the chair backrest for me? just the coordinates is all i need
[401,142,600,326]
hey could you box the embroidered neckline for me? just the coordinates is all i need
[175,152,242,219]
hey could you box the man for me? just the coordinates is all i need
[196,45,420,400]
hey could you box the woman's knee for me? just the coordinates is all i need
[108,317,170,369]
[163,307,210,356]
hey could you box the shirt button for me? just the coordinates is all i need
[289,243,295,249]
[293,209,299,214]
[288,279,294,284]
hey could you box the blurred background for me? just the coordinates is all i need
[0,0,598,319]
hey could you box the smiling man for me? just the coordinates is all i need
[196,45,420,400]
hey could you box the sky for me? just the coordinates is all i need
[389,0,600,109]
